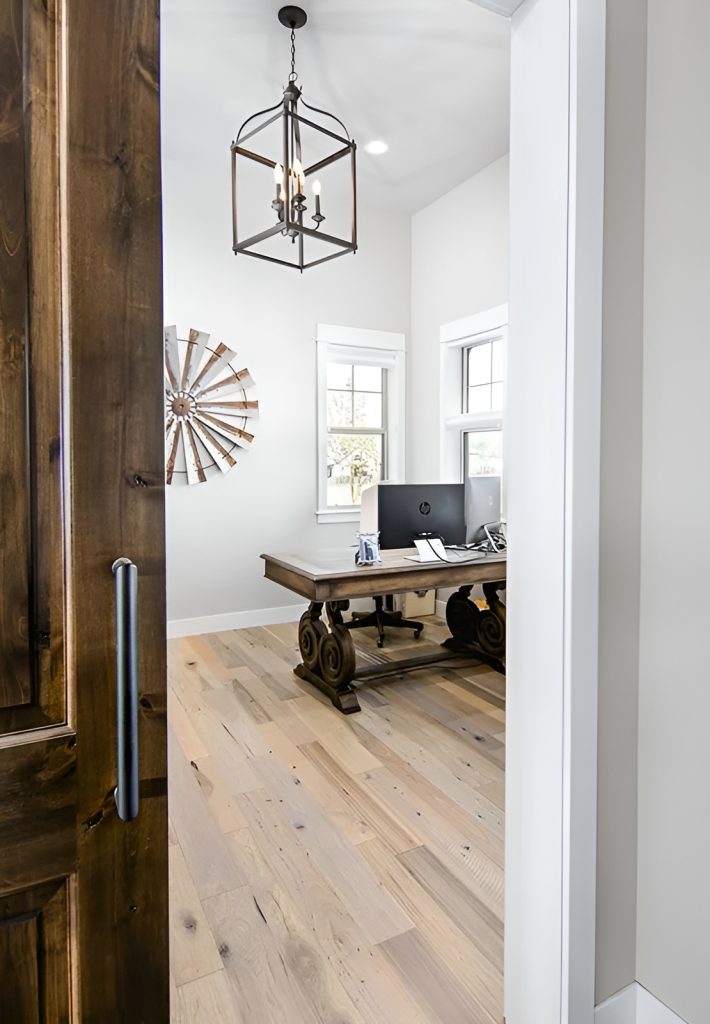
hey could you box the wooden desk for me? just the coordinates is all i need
[262,548,507,714]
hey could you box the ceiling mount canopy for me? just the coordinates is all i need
[277,5,308,31]
[230,6,358,272]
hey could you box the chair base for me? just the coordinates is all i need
[347,595,424,648]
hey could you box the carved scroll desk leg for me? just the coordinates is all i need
[443,583,506,674]
[295,602,360,714]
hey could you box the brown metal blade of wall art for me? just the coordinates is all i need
[163,326,258,484]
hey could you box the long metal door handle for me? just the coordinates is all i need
[112,557,139,821]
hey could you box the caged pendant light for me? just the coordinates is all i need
[230,6,357,272]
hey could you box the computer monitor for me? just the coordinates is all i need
[465,475,502,544]
[370,483,466,550]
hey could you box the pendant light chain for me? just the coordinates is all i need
[289,27,298,82]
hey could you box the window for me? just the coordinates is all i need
[464,335,506,413]
[317,324,405,523]
[326,363,386,507]
[465,428,504,478]
[439,306,507,485]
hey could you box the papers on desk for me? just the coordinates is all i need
[407,537,487,564]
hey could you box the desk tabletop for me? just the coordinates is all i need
[261,547,507,603]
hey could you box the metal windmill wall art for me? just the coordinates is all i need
[164,326,258,485]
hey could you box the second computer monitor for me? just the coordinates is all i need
[465,475,502,544]
[377,483,466,550]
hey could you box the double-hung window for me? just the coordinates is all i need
[316,324,405,524]
[440,305,507,484]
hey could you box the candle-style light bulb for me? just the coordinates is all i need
[271,162,285,221]
[292,157,305,197]
[311,178,324,226]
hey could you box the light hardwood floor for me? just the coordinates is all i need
[168,617,505,1024]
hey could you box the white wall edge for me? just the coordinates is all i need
[594,983,689,1024]
[167,603,307,639]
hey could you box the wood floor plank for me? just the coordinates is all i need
[170,623,506,1024]
[360,838,503,1020]
[400,843,505,974]
[290,696,382,775]
[351,716,505,841]
[201,886,336,1024]
[168,728,248,899]
[257,720,376,846]
[235,787,369,962]
[173,970,244,1024]
[361,766,504,918]
[378,751,504,860]
[169,844,225,986]
[233,790,435,1024]
[169,687,209,761]
[249,744,414,945]
[299,740,421,855]
[227,826,367,1024]
[379,927,496,1024]
[362,695,500,789]
[189,756,250,833]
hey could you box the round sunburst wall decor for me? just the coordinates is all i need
[164,325,259,485]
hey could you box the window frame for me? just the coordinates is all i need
[439,305,508,483]
[316,324,405,524]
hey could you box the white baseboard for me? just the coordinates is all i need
[167,602,308,639]
[636,986,689,1024]
[595,985,638,1024]
[595,983,689,1024]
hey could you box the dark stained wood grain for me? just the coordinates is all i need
[25,0,66,728]
[0,880,71,1023]
[0,917,40,1024]
[0,736,76,894]
[0,0,167,1018]
[0,0,32,709]
[65,0,168,1019]
[0,0,66,730]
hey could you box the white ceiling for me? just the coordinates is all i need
[162,0,510,213]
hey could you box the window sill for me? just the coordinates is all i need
[316,508,360,525]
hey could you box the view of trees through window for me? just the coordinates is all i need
[326,363,385,506]
[465,429,503,478]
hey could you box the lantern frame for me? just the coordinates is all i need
[231,79,358,272]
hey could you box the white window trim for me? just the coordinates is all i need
[440,306,508,482]
[316,324,405,524]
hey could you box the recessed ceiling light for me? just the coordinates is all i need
[364,140,389,155]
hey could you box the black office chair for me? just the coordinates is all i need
[347,595,423,648]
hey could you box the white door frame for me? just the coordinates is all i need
[470,0,606,1021]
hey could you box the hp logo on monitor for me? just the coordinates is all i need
[419,501,431,516]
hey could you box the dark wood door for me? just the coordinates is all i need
[0,1,168,1020]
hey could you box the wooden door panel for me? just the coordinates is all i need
[0,0,168,1018]
[0,737,75,893]
[0,0,65,734]
[66,0,168,1018]
[0,880,71,1023]
[0,0,33,710]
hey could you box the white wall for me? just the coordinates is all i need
[161,25,410,631]
[408,156,509,481]
[636,2,710,1021]
[595,0,647,1004]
